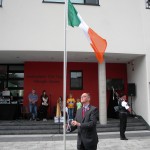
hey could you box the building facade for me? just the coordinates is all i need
[0,0,150,125]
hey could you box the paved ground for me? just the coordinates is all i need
[0,131,150,150]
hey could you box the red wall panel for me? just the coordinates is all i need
[24,62,98,117]
[24,62,63,117]
[23,62,127,117]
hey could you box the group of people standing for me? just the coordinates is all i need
[28,89,82,121]
[66,93,82,120]
[56,93,82,119]
[28,89,49,121]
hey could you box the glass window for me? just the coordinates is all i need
[0,0,2,7]
[8,65,24,71]
[10,90,24,97]
[71,0,84,3]
[70,71,83,90]
[9,73,24,79]
[8,80,24,88]
[43,0,99,5]
[85,0,99,5]
[0,65,7,79]
[0,80,7,91]
[0,64,24,101]
[43,0,83,4]
[106,79,124,91]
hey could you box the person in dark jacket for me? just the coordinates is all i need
[40,90,49,121]
[70,93,98,150]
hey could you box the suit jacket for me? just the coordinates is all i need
[71,105,98,148]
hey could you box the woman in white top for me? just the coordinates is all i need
[40,90,49,121]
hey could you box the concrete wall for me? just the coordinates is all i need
[0,0,146,54]
[127,56,150,124]
[139,0,150,82]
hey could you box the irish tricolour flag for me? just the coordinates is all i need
[68,0,107,64]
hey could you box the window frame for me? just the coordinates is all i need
[7,64,24,91]
[42,0,100,6]
[0,64,24,99]
[0,65,7,79]
[8,79,24,88]
[0,0,2,7]
[106,78,124,91]
[70,70,83,90]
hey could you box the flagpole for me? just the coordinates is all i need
[63,0,68,149]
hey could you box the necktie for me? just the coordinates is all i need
[82,107,86,118]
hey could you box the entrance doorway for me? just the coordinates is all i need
[106,63,128,119]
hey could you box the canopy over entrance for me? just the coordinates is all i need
[0,50,143,64]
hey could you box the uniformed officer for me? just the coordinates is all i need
[119,94,131,140]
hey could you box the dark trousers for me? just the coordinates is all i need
[77,141,97,150]
[39,105,48,119]
[119,112,127,138]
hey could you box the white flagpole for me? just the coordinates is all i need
[63,0,68,149]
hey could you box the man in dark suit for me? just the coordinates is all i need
[70,93,98,150]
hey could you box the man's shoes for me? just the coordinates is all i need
[30,118,33,121]
[120,137,128,140]
[43,118,47,122]
[36,118,40,121]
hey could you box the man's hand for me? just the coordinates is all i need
[63,124,68,129]
[128,107,131,113]
[71,120,81,127]
[32,101,35,104]
[32,100,37,104]
[29,99,32,103]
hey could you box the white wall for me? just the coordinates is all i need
[0,0,64,51]
[0,0,146,54]
[138,1,150,124]
[127,56,150,124]
[139,0,150,82]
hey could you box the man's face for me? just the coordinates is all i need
[70,94,72,98]
[32,90,35,94]
[81,93,90,104]
[121,95,127,101]
[5,88,8,91]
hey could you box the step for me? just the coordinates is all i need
[0,130,61,135]
[0,121,146,130]
[97,126,148,132]
[0,125,147,135]
[98,122,146,128]
[0,117,148,135]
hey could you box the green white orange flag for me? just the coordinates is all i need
[68,0,107,64]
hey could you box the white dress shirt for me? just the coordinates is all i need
[121,101,129,110]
